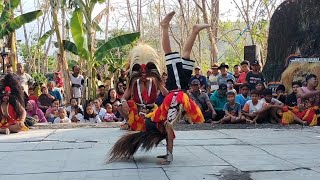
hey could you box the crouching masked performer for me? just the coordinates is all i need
[108,11,207,164]
[119,44,169,131]
[0,74,28,135]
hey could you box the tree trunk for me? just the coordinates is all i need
[19,1,31,71]
[51,0,71,104]
[126,0,136,31]
[8,32,18,71]
[105,0,110,40]
[201,0,218,65]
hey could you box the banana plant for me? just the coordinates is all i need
[0,0,43,70]
[60,0,140,100]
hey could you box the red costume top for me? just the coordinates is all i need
[132,78,157,105]
[0,103,19,128]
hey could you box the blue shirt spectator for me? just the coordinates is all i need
[189,66,207,90]
[217,63,235,85]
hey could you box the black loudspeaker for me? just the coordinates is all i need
[244,45,260,63]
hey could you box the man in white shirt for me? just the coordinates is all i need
[70,65,84,103]
[16,63,34,95]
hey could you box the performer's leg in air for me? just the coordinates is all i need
[160,11,210,163]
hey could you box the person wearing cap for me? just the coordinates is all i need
[188,79,217,123]
[210,84,228,121]
[236,60,250,86]
[189,66,207,91]
[297,74,320,106]
[208,63,220,92]
[245,60,265,90]
[217,63,235,85]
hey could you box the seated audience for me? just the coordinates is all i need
[45,99,60,123]
[112,101,123,121]
[217,63,235,85]
[93,99,106,120]
[69,105,84,123]
[116,82,125,99]
[98,85,108,101]
[190,66,207,91]
[38,86,55,112]
[233,64,241,92]
[82,104,102,123]
[255,81,266,98]
[26,100,47,123]
[276,84,287,104]
[245,60,265,90]
[47,81,63,104]
[208,63,220,93]
[261,89,284,123]
[66,98,83,114]
[242,90,268,124]
[235,84,251,108]
[28,87,38,102]
[213,91,247,124]
[103,103,121,122]
[188,79,216,123]
[210,84,228,121]
[285,81,302,107]
[54,108,71,124]
[103,88,120,106]
[226,79,237,95]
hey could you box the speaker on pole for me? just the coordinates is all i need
[244,45,261,64]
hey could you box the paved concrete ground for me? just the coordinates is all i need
[1,127,320,180]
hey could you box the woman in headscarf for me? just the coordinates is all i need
[26,100,47,123]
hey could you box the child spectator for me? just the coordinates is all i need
[54,108,71,123]
[226,79,237,95]
[213,91,247,124]
[66,98,83,114]
[237,60,250,86]
[112,101,123,121]
[26,100,47,123]
[235,84,251,108]
[276,84,287,104]
[233,65,240,92]
[28,87,38,102]
[54,72,64,88]
[242,90,268,124]
[255,81,266,98]
[82,105,102,123]
[93,99,106,120]
[45,99,60,123]
[285,81,302,107]
[103,103,121,122]
[70,105,84,123]
[245,60,265,90]
[103,88,120,107]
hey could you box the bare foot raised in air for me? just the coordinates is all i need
[192,24,211,33]
[160,11,176,28]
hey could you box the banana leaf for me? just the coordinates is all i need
[37,29,54,47]
[94,32,140,61]
[0,10,43,38]
[70,8,89,60]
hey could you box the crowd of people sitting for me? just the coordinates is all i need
[187,60,319,126]
[4,58,320,127]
